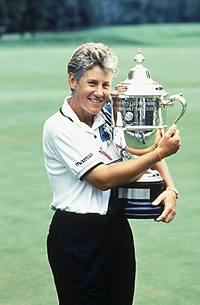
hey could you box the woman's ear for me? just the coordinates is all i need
[68,72,77,90]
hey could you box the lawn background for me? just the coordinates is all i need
[0,23,200,304]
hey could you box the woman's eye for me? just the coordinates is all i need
[103,83,110,89]
[89,81,96,86]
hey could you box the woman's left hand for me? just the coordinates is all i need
[152,189,177,223]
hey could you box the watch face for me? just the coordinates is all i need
[125,111,133,121]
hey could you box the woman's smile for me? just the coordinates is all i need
[89,98,103,104]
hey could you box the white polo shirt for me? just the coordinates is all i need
[43,97,121,215]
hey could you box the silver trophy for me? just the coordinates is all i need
[108,49,187,219]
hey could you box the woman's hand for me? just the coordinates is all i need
[152,189,177,223]
[157,125,181,159]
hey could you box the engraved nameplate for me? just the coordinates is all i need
[118,188,150,200]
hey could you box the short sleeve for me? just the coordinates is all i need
[53,125,104,179]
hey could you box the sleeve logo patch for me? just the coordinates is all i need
[75,153,93,167]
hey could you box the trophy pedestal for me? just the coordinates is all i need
[108,170,165,219]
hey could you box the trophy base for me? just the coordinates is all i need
[108,172,165,219]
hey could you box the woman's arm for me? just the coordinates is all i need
[84,125,180,191]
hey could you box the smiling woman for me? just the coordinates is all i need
[68,66,113,126]
[66,42,118,126]
[43,42,181,305]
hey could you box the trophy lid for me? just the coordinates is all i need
[112,49,168,98]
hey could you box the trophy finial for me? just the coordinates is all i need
[133,48,145,65]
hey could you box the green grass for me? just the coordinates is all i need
[0,23,200,304]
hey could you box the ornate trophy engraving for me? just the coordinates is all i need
[108,49,187,219]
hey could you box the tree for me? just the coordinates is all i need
[0,0,200,34]
[183,0,200,22]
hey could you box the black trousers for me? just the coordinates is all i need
[47,210,136,305]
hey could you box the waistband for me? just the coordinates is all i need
[53,209,127,227]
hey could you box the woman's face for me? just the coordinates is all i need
[68,65,113,126]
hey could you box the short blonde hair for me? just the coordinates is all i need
[67,42,118,83]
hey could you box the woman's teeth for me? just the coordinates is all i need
[89,98,102,104]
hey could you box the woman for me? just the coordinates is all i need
[43,43,180,305]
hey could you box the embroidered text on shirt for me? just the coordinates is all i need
[75,153,93,167]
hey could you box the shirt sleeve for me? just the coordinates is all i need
[52,124,104,180]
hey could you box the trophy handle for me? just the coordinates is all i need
[165,93,187,124]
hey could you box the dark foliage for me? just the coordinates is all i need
[0,0,200,34]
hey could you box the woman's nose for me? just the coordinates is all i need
[94,85,103,97]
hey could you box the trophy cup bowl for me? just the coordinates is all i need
[108,49,187,219]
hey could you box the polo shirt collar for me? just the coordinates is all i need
[61,97,105,131]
